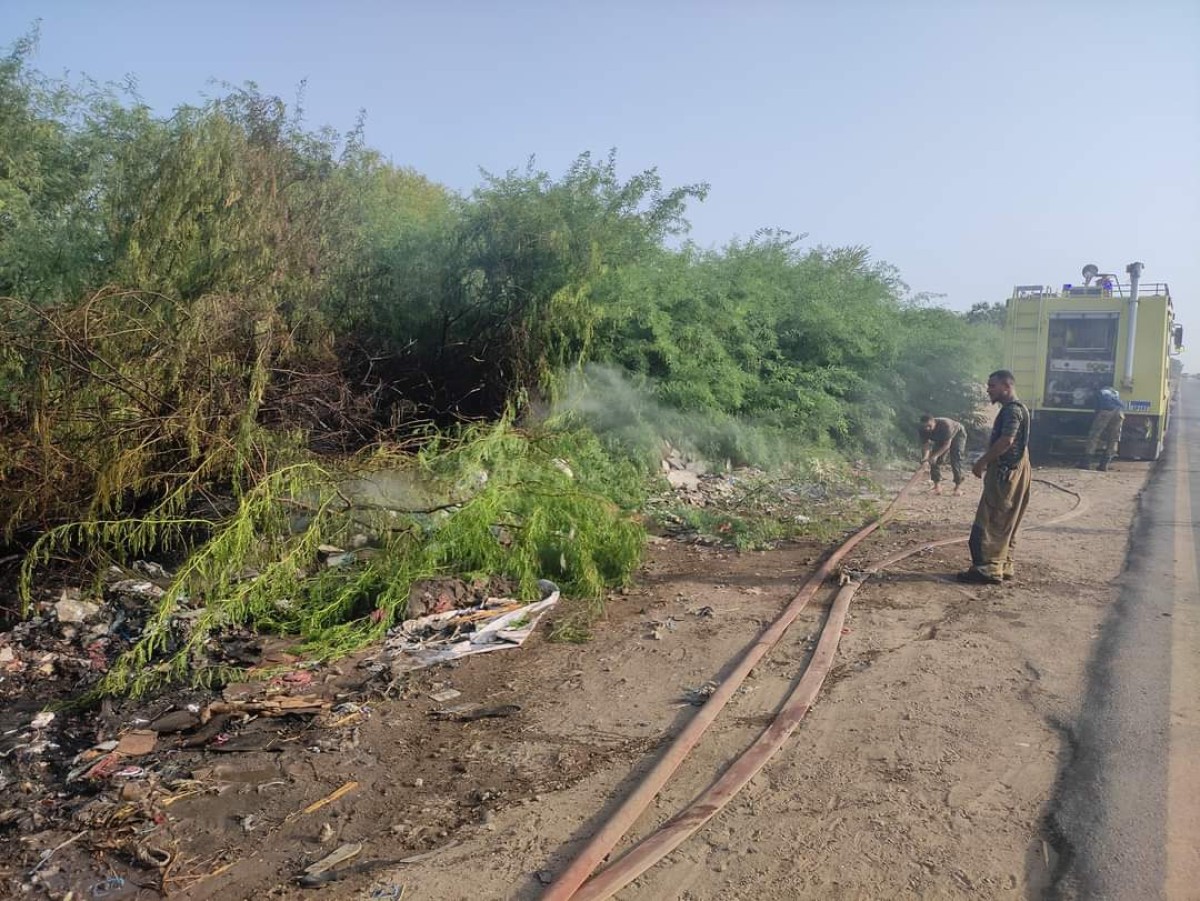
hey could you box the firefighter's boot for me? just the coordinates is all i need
[1098,456,1113,472]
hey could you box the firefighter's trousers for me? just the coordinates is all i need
[1084,409,1124,459]
[968,454,1032,580]
[930,431,967,486]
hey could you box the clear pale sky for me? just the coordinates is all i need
[4,1,1198,363]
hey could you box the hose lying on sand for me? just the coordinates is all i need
[541,468,926,901]
[547,467,1086,900]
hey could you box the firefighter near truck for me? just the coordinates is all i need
[1003,262,1184,462]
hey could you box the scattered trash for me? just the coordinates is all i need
[317,544,357,568]
[296,842,373,886]
[391,840,462,864]
[30,711,55,729]
[55,593,100,624]
[297,870,347,888]
[371,582,560,675]
[276,669,315,687]
[179,714,231,748]
[106,580,165,601]
[1,556,564,895]
[325,702,370,730]
[303,841,363,878]
[646,618,676,641]
[665,469,701,491]
[68,752,123,783]
[114,730,157,757]
[682,681,719,706]
[299,842,459,888]
[647,454,863,547]
[148,709,200,734]
[89,876,126,899]
[207,695,331,719]
[29,829,86,874]
[131,560,170,579]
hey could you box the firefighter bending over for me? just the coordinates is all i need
[958,370,1031,585]
[918,415,967,496]
[1077,386,1124,471]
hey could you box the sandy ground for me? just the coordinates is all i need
[94,460,1145,901]
[3,454,1166,901]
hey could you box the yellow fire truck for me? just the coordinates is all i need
[1003,262,1184,461]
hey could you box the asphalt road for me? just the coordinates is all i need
[1048,383,1200,900]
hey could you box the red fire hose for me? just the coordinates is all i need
[540,467,928,901]
[547,469,1084,899]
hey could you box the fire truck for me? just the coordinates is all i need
[1003,262,1184,461]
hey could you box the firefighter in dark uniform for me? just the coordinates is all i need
[918,415,967,495]
[958,370,1032,585]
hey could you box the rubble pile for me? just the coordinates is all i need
[1,568,171,699]
[0,612,367,896]
[0,553,561,896]
[646,443,880,548]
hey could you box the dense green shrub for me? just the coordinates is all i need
[0,36,1001,691]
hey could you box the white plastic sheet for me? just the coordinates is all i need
[379,590,560,674]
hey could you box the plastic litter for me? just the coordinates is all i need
[90,876,126,899]
[299,841,362,880]
[30,711,55,729]
[374,582,560,675]
[107,579,165,600]
[55,594,100,624]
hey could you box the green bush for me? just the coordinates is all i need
[1,37,1003,695]
[20,420,644,695]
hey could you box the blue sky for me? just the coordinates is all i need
[4,1,1198,361]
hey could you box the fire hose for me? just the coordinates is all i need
[545,468,1084,900]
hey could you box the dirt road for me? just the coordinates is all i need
[25,403,1195,900]
[321,425,1186,899]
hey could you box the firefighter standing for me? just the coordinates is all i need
[959,370,1032,585]
[1077,386,1124,471]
